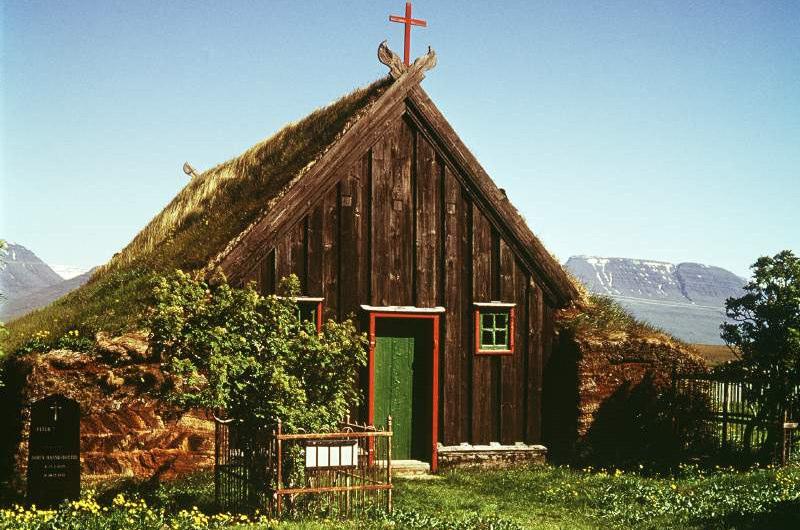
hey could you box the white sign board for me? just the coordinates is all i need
[304,440,359,468]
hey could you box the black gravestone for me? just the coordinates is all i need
[27,394,80,507]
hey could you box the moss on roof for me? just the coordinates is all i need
[4,76,392,351]
[113,75,391,273]
[556,274,705,368]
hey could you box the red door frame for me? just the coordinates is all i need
[367,311,440,472]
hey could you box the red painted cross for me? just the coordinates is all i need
[389,2,427,66]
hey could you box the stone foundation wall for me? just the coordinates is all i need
[437,443,547,469]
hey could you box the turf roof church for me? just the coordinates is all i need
[201,43,578,471]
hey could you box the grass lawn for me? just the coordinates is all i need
[2,464,799,529]
[393,464,800,529]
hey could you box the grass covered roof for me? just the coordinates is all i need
[5,76,392,351]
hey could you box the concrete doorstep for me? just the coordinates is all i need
[390,459,431,477]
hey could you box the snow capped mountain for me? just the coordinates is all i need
[50,265,91,280]
[568,256,685,301]
[0,243,96,321]
[0,243,63,299]
[565,256,747,344]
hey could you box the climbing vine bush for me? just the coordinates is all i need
[148,271,367,434]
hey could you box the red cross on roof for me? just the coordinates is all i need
[389,2,428,67]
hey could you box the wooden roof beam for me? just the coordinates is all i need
[406,86,578,307]
[213,45,436,283]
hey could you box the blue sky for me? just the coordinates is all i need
[2,1,798,277]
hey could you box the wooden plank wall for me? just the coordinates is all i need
[244,112,553,446]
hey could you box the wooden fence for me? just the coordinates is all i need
[676,376,798,462]
[215,416,393,516]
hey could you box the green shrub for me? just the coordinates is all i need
[12,330,54,355]
[55,330,95,352]
[149,271,368,434]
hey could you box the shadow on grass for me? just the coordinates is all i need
[698,499,800,530]
[95,470,216,513]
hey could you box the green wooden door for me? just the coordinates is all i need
[374,334,415,459]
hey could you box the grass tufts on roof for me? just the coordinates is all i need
[4,76,391,352]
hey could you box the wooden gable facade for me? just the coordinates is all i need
[213,46,577,470]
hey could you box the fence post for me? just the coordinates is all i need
[721,380,729,449]
[387,415,393,513]
[214,419,220,510]
[276,418,283,518]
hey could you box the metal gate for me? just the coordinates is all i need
[214,417,272,513]
[214,416,393,516]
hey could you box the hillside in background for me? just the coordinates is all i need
[0,243,95,322]
[564,256,746,345]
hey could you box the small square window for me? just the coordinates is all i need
[474,303,515,355]
[292,297,324,333]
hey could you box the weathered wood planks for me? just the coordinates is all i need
[371,119,414,306]
[414,129,440,308]
[406,86,577,307]
[471,206,497,444]
[219,104,561,448]
[442,164,470,444]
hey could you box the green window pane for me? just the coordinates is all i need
[479,310,511,350]
[297,304,317,327]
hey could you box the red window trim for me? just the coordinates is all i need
[474,304,515,356]
[283,296,324,333]
[313,300,323,333]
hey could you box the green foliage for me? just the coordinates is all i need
[12,328,94,356]
[3,465,800,529]
[0,324,7,374]
[149,271,367,434]
[0,490,268,530]
[55,330,95,352]
[588,464,800,527]
[721,250,800,446]
[12,330,53,356]
[394,464,800,529]
[97,471,217,514]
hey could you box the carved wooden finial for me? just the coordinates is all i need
[412,45,437,72]
[378,40,406,78]
[182,162,199,179]
[378,40,436,80]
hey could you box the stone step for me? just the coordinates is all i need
[390,459,431,477]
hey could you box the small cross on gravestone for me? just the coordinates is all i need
[27,394,80,507]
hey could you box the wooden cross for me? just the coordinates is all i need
[389,2,427,66]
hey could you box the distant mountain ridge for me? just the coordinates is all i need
[564,256,746,345]
[1,243,95,322]
[0,243,64,299]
